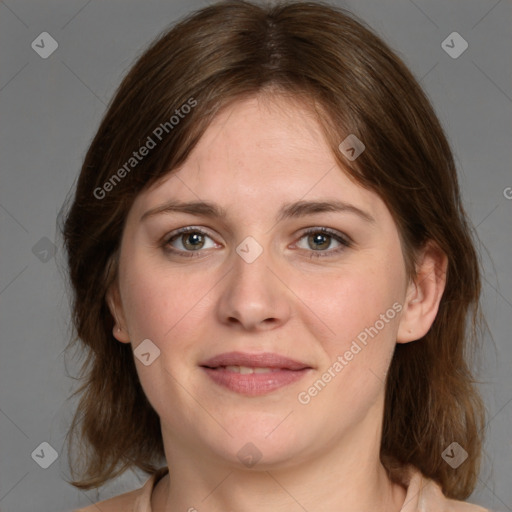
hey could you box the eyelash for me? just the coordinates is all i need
[162,226,352,259]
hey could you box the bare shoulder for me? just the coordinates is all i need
[399,465,492,512]
[72,486,142,512]
[446,499,494,512]
[72,468,168,512]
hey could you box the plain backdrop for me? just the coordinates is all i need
[0,1,511,511]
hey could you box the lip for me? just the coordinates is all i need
[200,351,310,370]
[200,351,312,396]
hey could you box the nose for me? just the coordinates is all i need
[215,243,292,332]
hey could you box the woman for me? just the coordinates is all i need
[62,1,490,510]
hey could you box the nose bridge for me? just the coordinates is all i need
[234,240,272,291]
[216,235,290,330]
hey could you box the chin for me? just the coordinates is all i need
[205,421,308,469]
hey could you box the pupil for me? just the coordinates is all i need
[184,233,203,250]
[310,233,330,250]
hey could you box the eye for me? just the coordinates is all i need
[164,227,218,255]
[295,228,351,257]
[162,226,351,259]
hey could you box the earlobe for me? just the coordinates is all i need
[106,282,131,344]
[396,242,448,344]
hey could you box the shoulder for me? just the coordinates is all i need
[73,487,142,512]
[73,467,169,512]
[401,465,491,512]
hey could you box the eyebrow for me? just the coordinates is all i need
[140,199,375,224]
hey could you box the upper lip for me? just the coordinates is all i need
[200,351,311,370]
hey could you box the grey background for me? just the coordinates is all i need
[0,0,511,511]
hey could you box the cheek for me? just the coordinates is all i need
[294,258,405,401]
[296,273,402,419]
[118,259,211,413]
[300,267,402,343]
[119,254,200,343]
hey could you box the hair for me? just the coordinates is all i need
[60,0,485,499]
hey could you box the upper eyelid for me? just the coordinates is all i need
[165,226,217,240]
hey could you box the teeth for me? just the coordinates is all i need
[253,367,273,374]
[223,365,276,374]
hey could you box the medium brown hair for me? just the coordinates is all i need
[61,0,485,498]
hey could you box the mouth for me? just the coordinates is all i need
[200,351,312,396]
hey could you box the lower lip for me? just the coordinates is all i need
[201,367,310,396]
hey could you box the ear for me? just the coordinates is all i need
[396,241,448,343]
[106,281,131,344]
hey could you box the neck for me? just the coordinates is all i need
[153,413,406,511]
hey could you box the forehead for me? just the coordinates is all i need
[131,95,381,220]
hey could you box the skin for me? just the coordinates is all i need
[107,94,447,512]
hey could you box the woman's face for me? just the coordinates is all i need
[110,95,414,470]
